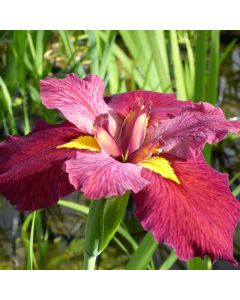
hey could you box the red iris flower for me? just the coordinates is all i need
[0,74,240,265]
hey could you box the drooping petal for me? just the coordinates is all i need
[133,155,240,265]
[105,91,192,124]
[64,152,149,200]
[159,102,240,159]
[40,74,110,134]
[0,120,81,211]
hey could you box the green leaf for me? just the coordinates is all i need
[232,183,240,197]
[193,30,207,101]
[21,213,38,270]
[187,256,212,270]
[126,232,158,270]
[58,199,89,215]
[58,199,138,252]
[184,31,195,98]
[0,76,13,114]
[159,251,177,270]
[100,192,130,251]
[207,30,220,105]
[0,76,17,134]
[27,211,36,270]
[119,30,160,91]
[108,54,119,94]
[220,39,237,65]
[117,224,138,252]
[146,31,172,92]
[84,192,130,259]
[98,31,116,79]
[170,31,187,99]
[88,30,99,75]
[230,172,240,185]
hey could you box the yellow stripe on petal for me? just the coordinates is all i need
[57,135,101,152]
[139,156,180,184]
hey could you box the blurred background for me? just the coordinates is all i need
[0,30,240,270]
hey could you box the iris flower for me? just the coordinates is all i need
[0,74,240,265]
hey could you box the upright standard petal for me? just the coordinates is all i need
[105,91,192,124]
[134,155,240,265]
[93,114,122,158]
[0,120,81,211]
[119,99,150,159]
[128,123,165,164]
[40,74,109,134]
[159,102,240,159]
[64,152,149,200]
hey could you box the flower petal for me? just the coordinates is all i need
[127,123,164,164]
[0,120,81,211]
[159,102,240,159]
[64,152,149,199]
[57,135,100,152]
[105,91,192,124]
[40,74,109,133]
[93,114,122,158]
[133,155,240,265]
[139,156,180,184]
[119,99,150,159]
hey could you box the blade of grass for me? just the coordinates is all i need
[117,225,138,251]
[58,31,86,77]
[98,31,143,88]
[131,30,160,91]
[27,211,36,270]
[59,30,75,63]
[207,30,220,105]
[159,251,178,270]
[88,31,99,74]
[21,213,38,270]
[170,31,187,99]
[126,232,158,270]
[113,236,130,257]
[232,183,240,197]
[155,30,172,91]
[147,30,172,92]
[35,211,48,267]
[184,31,195,98]
[98,31,116,80]
[220,39,237,65]
[0,110,9,135]
[107,53,119,94]
[0,76,17,134]
[120,31,158,90]
[193,30,207,101]
[35,30,45,77]
[58,199,89,215]
[230,172,240,185]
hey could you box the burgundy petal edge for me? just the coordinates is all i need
[0,120,81,211]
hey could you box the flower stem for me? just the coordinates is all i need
[83,251,97,270]
[82,193,129,270]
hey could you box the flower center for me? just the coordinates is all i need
[118,100,150,162]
